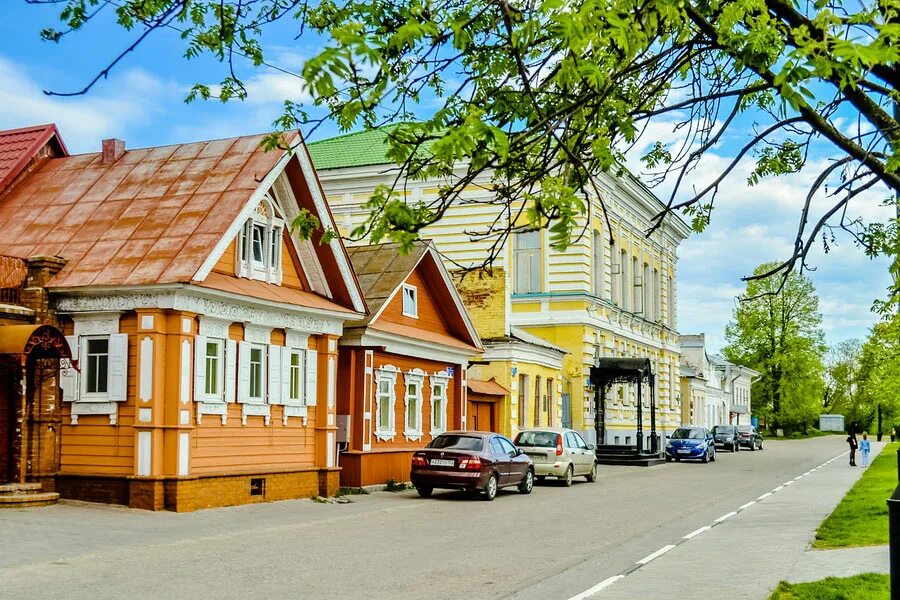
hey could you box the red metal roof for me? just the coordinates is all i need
[0,130,297,288]
[0,124,68,192]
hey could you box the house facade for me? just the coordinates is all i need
[0,124,368,510]
[308,128,691,447]
[337,241,482,487]
[679,334,758,428]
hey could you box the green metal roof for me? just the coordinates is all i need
[306,127,395,170]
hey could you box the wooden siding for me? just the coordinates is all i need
[59,313,138,475]
[378,268,453,336]
[211,234,308,291]
[370,351,458,450]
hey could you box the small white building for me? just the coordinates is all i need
[679,334,758,428]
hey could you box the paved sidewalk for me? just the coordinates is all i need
[589,441,888,599]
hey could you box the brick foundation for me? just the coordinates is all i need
[55,468,341,512]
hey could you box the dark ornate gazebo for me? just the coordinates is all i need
[590,357,661,460]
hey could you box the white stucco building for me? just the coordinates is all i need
[679,334,758,428]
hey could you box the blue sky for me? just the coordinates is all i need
[1,2,892,351]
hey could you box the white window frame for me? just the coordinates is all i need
[374,365,399,441]
[203,339,224,400]
[513,230,541,294]
[235,196,285,284]
[82,336,110,398]
[401,284,418,318]
[404,368,426,441]
[429,371,451,436]
[248,344,266,401]
[288,349,304,403]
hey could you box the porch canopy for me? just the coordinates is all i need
[0,324,76,366]
[590,357,658,454]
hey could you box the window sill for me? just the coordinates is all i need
[374,429,396,441]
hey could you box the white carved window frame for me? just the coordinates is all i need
[404,368,426,441]
[61,313,127,425]
[429,371,451,437]
[235,195,285,285]
[195,316,235,425]
[401,284,418,318]
[374,365,399,441]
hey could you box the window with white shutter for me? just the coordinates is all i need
[304,349,318,406]
[429,371,450,436]
[268,344,282,405]
[403,369,425,441]
[224,339,237,403]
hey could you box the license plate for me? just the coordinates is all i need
[677,449,691,454]
[430,459,454,467]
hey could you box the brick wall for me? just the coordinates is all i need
[454,267,507,339]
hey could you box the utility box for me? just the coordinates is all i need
[336,415,351,443]
[819,414,845,432]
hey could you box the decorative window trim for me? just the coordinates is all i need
[404,368,426,441]
[238,340,271,425]
[234,196,285,285]
[61,327,128,426]
[401,284,418,318]
[429,371,451,437]
[374,365,399,441]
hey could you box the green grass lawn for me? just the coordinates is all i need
[813,442,898,548]
[769,573,890,599]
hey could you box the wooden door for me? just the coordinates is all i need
[468,401,496,433]
[0,364,15,483]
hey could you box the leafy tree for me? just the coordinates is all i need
[724,262,826,431]
[824,339,872,427]
[30,0,900,288]
[857,316,900,430]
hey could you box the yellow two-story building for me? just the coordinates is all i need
[308,128,692,446]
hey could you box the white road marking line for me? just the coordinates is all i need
[784,481,794,486]
[636,545,677,565]
[567,575,624,600]
[683,526,711,540]
[739,501,755,510]
[773,485,784,492]
[715,511,737,523]
[758,492,772,500]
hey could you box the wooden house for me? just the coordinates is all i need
[336,241,482,488]
[0,124,367,510]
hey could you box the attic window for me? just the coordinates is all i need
[236,198,284,284]
[402,284,418,318]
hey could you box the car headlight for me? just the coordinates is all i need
[666,441,672,448]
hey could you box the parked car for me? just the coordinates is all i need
[410,431,534,500]
[513,428,598,486]
[665,427,717,463]
[737,425,764,450]
[711,425,740,452]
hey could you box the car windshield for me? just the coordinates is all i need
[737,426,753,432]
[672,428,705,439]
[428,435,483,451]
[514,431,559,447]
[713,426,735,434]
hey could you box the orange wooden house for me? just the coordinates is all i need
[336,241,483,487]
[0,124,368,510]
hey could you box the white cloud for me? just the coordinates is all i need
[0,56,176,153]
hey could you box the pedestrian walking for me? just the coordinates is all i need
[860,432,871,467]
[847,431,858,466]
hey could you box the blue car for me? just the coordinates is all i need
[665,427,717,463]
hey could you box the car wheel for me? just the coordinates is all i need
[562,464,574,487]
[519,469,534,494]
[586,462,598,482]
[750,441,756,451]
[416,486,433,498]
[702,449,709,463]
[666,455,672,463]
[483,474,498,501]
[711,448,717,462]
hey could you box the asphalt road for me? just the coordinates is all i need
[0,436,850,599]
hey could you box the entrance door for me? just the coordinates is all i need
[0,363,16,483]
[468,401,496,432]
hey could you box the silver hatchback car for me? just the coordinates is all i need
[513,428,597,486]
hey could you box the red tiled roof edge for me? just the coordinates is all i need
[0,124,68,192]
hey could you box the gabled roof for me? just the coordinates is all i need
[345,240,482,350]
[0,125,367,315]
[0,130,292,288]
[481,326,567,356]
[0,124,67,191]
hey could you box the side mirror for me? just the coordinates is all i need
[516,448,525,456]
[588,444,595,450]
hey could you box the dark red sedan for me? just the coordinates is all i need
[410,431,534,500]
